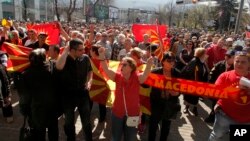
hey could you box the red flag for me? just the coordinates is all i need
[132,24,167,42]
[150,25,170,60]
[1,42,31,72]
[27,22,60,45]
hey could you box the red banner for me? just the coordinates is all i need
[1,42,31,72]
[145,73,250,105]
[132,24,167,42]
[27,22,60,45]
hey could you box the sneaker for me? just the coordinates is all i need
[138,123,145,134]
[6,117,14,123]
[205,113,215,123]
[192,107,198,116]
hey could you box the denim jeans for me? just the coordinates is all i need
[111,113,137,141]
[208,109,236,141]
[63,89,92,141]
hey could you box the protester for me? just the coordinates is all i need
[206,37,227,70]
[148,52,181,141]
[111,33,125,60]
[28,32,49,51]
[138,34,150,51]
[0,51,13,123]
[56,39,93,141]
[205,49,235,123]
[89,44,107,122]
[98,46,153,141]
[177,40,195,70]
[182,48,209,116]
[208,51,250,141]
[19,48,59,141]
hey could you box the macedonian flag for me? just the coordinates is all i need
[27,22,60,45]
[1,42,31,72]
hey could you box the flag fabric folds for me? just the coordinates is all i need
[132,24,167,42]
[1,42,31,72]
[27,22,60,45]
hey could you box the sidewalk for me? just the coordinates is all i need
[0,89,216,141]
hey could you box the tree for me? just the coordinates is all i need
[157,0,176,26]
[215,0,239,32]
[66,0,77,22]
[54,0,60,21]
[23,0,27,21]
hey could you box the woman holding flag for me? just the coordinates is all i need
[98,47,153,141]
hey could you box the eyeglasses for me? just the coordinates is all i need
[192,38,197,40]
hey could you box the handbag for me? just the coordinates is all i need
[126,116,140,127]
[19,116,33,141]
[122,87,139,127]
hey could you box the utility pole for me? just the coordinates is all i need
[234,0,244,34]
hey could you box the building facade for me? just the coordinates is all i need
[0,0,53,21]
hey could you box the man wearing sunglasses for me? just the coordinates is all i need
[56,38,93,141]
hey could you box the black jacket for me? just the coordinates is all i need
[181,57,209,82]
[19,63,58,128]
[0,64,10,108]
[208,60,234,83]
[149,67,181,119]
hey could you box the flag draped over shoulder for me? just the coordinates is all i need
[1,42,31,72]
[27,22,60,45]
[90,60,152,114]
[132,24,167,42]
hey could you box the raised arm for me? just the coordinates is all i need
[56,45,69,70]
[138,57,153,84]
[57,22,71,42]
[98,47,116,81]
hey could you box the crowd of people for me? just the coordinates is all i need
[0,21,250,141]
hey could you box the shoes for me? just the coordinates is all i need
[138,123,145,134]
[192,107,198,116]
[205,113,215,123]
[6,117,14,123]
[183,105,189,113]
